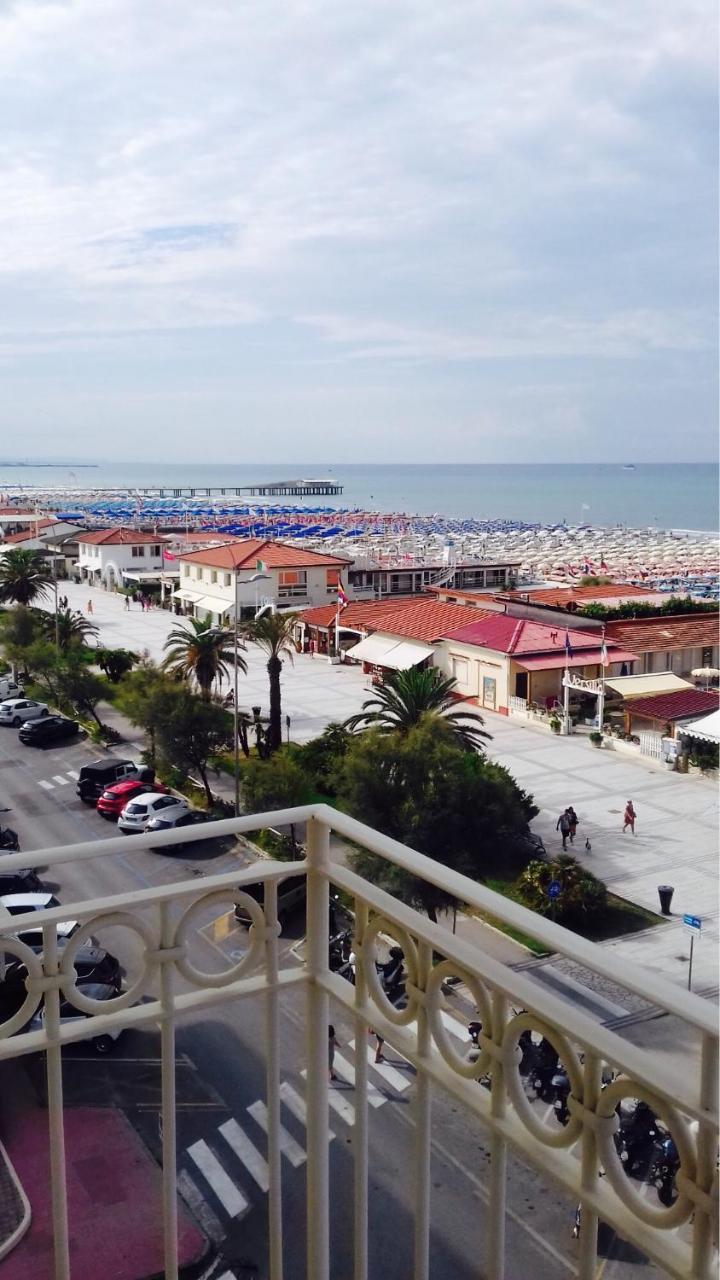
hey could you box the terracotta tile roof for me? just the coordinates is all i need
[178,538,351,570]
[79,527,165,546]
[3,520,56,543]
[298,597,421,630]
[626,689,720,722]
[0,507,37,517]
[605,614,720,652]
[506,583,659,606]
[443,614,607,656]
[369,600,487,643]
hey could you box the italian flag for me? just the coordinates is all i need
[338,583,349,609]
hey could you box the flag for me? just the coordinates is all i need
[163,549,176,561]
[338,583,349,610]
[600,557,608,571]
[564,628,574,661]
[600,630,610,668]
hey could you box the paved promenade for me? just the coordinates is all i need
[39,582,719,991]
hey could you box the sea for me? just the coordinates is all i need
[0,462,716,532]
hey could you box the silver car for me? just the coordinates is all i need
[118,792,189,834]
[0,698,49,726]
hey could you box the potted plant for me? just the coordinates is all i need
[589,731,603,748]
[549,716,561,734]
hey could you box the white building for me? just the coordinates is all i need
[176,538,352,620]
[77,527,167,589]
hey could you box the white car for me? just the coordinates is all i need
[118,792,189,834]
[1,892,79,941]
[0,677,23,700]
[0,698,49,726]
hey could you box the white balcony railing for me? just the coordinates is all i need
[0,805,717,1280]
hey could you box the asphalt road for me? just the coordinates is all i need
[0,724,671,1280]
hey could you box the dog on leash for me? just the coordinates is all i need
[585,837,592,852]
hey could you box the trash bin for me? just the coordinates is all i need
[658,885,674,915]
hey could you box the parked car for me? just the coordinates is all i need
[77,759,155,804]
[28,983,127,1053]
[145,809,218,851]
[0,698,49,726]
[118,793,189,834]
[0,892,79,944]
[0,677,24,700]
[97,779,169,820]
[0,869,43,896]
[18,714,81,747]
[3,941,122,992]
[14,921,88,950]
[234,874,307,928]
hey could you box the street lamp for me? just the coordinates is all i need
[232,570,272,815]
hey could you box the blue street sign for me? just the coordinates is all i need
[683,914,702,934]
[547,880,562,900]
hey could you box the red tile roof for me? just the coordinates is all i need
[626,689,720,722]
[0,507,37,517]
[605,614,720,652]
[299,597,421,630]
[79,527,165,546]
[178,538,350,570]
[443,614,607,656]
[505,583,659,606]
[3,519,57,543]
[369,600,488,643]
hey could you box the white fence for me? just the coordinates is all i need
[0,805,717,1280]
[508,695,528,717]
[639,730,664,760]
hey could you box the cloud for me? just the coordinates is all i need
[0,0,715,458]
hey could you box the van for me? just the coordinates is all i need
[234,874,307,928]
[0,677,23,701]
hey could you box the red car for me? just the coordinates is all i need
[96,778,169,819]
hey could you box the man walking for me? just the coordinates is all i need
[622,800,637,835]
[556,809,571,851]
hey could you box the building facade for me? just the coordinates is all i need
[76,528,166,588]
[176,538,352,621]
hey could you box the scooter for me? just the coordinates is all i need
[649,1134,679,1206]
[550,1068,571,1125]
[614,1101,658,1179]
[528,1038,560,1101]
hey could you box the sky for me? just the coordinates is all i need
[0,0,717,464]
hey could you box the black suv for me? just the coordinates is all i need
[19,715,80,747]
[77,759,154,803]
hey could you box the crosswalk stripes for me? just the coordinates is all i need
[300,1069,357,1126]
[35,769,81,791]
[247,1099,307,1167]
[52,775,69,786]
[38,780,54,790]
[219,1119,270,1193]
[332,1051,385,1108]
[177,1168,226,1245]
[187,1138,250,1218]
[66,769,80,780]
[352,1041,412,1092]
[279,1080,336,1141]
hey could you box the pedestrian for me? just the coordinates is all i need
[86,599,93,616]
[124,595,130,610]
[556,808,571,851]
[566,806,579,844]
[374,1032,385,1063]
[622,800,637,835]
[328,1024,339,1081]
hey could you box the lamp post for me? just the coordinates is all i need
[52,553,60,653]
[233,569,241,816]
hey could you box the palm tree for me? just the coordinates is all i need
[0,549,53,606]
[163,616,245,700]
[241,611,298,752]
[40,608,99,651]
[344,666,491,752]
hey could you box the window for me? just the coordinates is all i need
[279,570,306,585]
[210,570,217,584]
[152,545,161,557]
[482,676,496,709]
[131,546,145,558]
[702,647,713,666]
[326,569,340,587]
[224,573,232,588]
[450,656,469,684]
[183,564,190,578]
[194,567,202,580]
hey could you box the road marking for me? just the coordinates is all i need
[279,1080,335,1142]
[439,1009,467,1040]
[38,780,54,790]
[186,1139,249,1218]
[247,1099,306,1167]
[219,1118,270,1192]
[332,1051,386,1108]
[215,1272,239,1280]
[351,1041,412,1092]
[66,770,80,780]
[52,775,70,786]
[301,1069,356,1126]
[177,1168,225,1244]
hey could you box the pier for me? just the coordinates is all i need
[0,478,343,500]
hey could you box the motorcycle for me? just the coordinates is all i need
[550,1068,571,1125]
[0,826,19,852]
[376,947,406,1004]
[648,1134,679,1206]
[465,1021,491,1089]
[329,930,355,981]
[614,1101,658,1179]
[527,1038,560,1101]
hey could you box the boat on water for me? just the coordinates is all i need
[622,464,636,471]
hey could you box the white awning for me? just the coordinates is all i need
[378,639,435,670]
[194,595,233,615]
[677,709,720,743]
[173,589,204,603]
[605,673,692,698]
[346,634,397,664]
[345,633,433,669]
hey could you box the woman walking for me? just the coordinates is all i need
[566,806,579,844]
[328,1025,339,1081]
[622,800,636,835]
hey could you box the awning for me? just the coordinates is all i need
[345,634,433,669]
[194,595,233,615]
[346,634,398,664]
[677,709,720,743]
[377,639,434,670]
[173,589,203,603]
[515,648,637,672]
[605,673,692,698]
